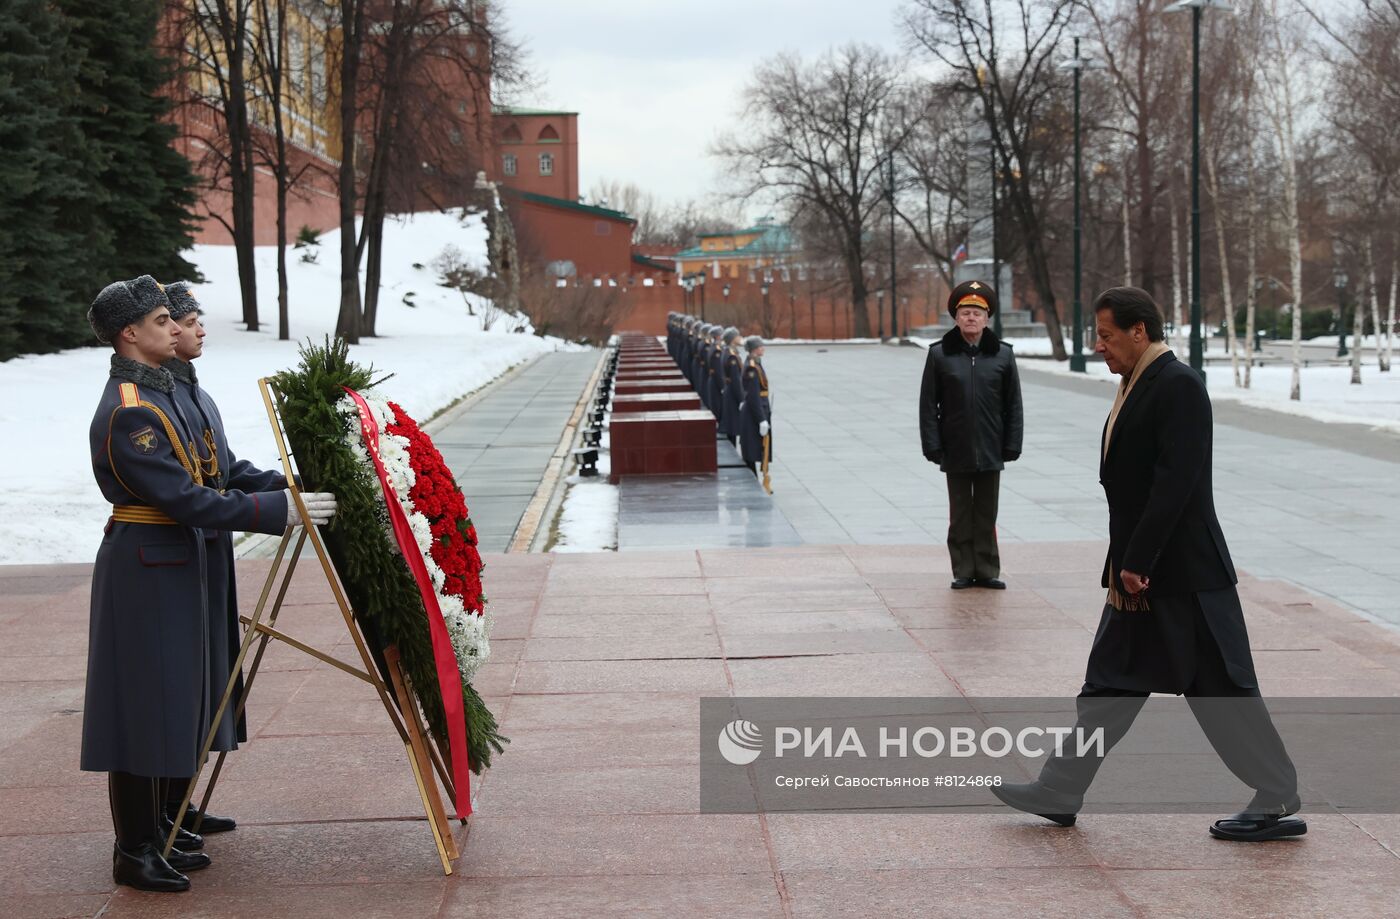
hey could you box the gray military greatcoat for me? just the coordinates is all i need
[168,359,287,753]
[82,357,288,778]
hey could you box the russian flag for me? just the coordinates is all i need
[952,242,968,263]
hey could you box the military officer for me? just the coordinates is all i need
[706,325,726,421]
[694,324,713,406]
[678,317,695,383]
[919,280,1023,590]
[719,327,744,445]
[162,282,289,838]
[83,276,337,891]
[739,335,771,476]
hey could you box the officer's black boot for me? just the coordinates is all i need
[157,778,205,851]
[165,776,237,834]
[109,772,189,892]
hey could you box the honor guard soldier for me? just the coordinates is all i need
[82,276,337,892]
[679,318,696,383]
[693,323,712,402]
[719,327,743,445]
[919,279,1023,590]
[706,325,725,421]
[739,335,772,477]
[162,282,291,837]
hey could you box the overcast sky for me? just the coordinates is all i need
[500,0,914,213]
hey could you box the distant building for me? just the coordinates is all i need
[672,220,794,281]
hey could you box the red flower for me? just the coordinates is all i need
[386,402,486,615]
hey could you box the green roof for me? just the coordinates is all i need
[697,225,777,239]
[504,188,636,223]
[494,105,578,117]
[675,224,794,260]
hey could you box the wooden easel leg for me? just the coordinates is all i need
[165,525,301,857]
[385,647,460,868]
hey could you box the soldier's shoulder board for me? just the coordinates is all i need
[118,382,140,408]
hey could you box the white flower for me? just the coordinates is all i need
[338,388,492,683]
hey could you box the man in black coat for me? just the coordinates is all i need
[992,286,1304,842]
[919,280,1023,589]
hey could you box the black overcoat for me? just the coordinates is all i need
[170,361,287,752]
[720,347,744,438]
[706,343,725,421]
[918,328,1023,474]
[1085,350,1256,692]
[82,361,288,777]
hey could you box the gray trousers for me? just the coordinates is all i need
[946,471,1001,579]
[1039,603,1298,809]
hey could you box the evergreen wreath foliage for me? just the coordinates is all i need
[272,338,505,772]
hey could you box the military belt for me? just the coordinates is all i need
[759,390,769,396]
[111,505,178,526]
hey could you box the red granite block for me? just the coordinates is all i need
[611,393,702,413]
[614,380,693,396]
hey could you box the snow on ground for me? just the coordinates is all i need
[551,442,618,553]
[0,209,573,564]
[1021,351,1400,433]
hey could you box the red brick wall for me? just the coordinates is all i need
[493,113,579,202]
[610,273,953,338]
[508,196,635,277]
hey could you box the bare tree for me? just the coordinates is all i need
[180,0,260,330]
[1257,0,1309,400]
[894,81,968,284]
[903,0,1074,359]
[713,45,917,337]
[1083,0,1188,301]
[333,0,366,342]
[250,0,328,341]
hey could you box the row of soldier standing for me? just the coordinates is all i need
[83,276,338,892]
[666,313,771,477]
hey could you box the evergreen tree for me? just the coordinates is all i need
[0,0,107,360]
[57,0,200,287]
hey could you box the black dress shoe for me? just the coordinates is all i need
[974,578,1007,590]
[165,847,212,872]
[1210,794,1306,841]
[177,804,237,834]
[991,782,1080,827]
[112,843,190,892]
[160,816,204,851]
[950,578,975,590]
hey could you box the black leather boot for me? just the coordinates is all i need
[160,815,204,851]
[991,781,1081,827]
[112,842,190,892]
[1210,793,1306,841]
[174,803,237,835]
[165,847,212,872]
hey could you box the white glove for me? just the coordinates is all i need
[286,491,337,527]
[759,420,770,437]
[738,402,745,412]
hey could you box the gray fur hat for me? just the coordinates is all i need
[722,326,740,345]
[164,281,202,320]
[744,335,765,353]
[88,275,172,344]
[709,325,724,339]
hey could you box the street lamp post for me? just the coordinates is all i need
[760,282,771,336]
[698,272,707,321]
[876,289,885,338]
[1058,39,1104,373]
[887,150,898,339]
[1166,0,1231,380]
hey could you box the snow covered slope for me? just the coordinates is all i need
[0,209,569,564]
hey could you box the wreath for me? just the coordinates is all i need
[272,340,505,801]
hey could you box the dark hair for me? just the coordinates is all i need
[1092,286,1164,342]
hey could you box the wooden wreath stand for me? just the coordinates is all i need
[162,378,464,875]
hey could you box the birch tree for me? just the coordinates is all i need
[1258,0,1307,400]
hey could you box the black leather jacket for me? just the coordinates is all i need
[918,327,1024,474]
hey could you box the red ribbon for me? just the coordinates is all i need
[343,386,471,818]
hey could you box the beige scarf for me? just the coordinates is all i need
[1102,340,1171,612]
